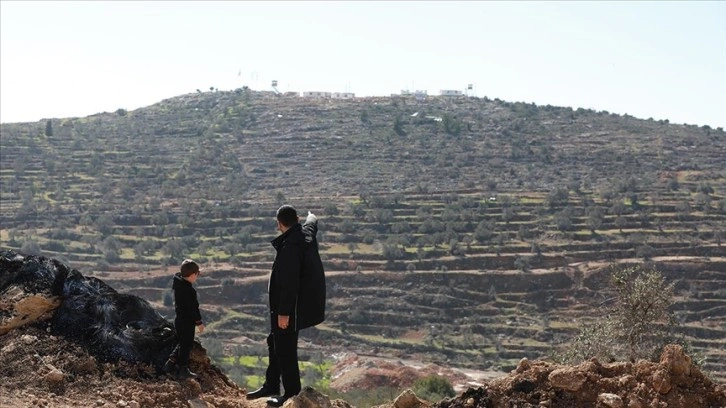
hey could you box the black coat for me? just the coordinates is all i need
[269,215,326,332]
[172,273,203,326]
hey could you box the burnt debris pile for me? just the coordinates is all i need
[0,249,175,370]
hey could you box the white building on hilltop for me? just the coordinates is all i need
[439,89,464,97]
[393,90,428,101]
[302,91,355,99]
[332,92,355,99]
[302,91,332,98]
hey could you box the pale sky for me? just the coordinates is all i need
[1,1,725,128]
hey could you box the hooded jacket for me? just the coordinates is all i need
[269,213,326,332]
[172,273,203,326]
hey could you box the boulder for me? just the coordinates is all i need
[393,389,430,408]
[286,387,354,408]
[597,393,623,408]
[659,344,690,377]
[288,386,333,408]
[651,368,672,394]
[548,367,587,392]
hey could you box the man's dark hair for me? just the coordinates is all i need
[276,205,298,227]
[180,259,199,277]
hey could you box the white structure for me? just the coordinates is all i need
[465,83,476,97]
[440,89,464,96]
[302,91,354,99]
[397,89,428,97]
[302,91,332,99]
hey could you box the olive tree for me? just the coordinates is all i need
[563,265,684,363]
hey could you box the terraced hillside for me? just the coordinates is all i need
[1,89,725,382]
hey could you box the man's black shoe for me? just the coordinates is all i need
[266,396,290,407]
[246,386,280,400]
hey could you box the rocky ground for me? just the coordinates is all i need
[435,345,726,408]
[1,322,724,408]
[0,324,248,408]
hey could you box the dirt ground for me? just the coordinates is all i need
[0,324,255,408]
[434,346,726,408]
[2,321,725,408]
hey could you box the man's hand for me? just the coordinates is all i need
[197,323,205,334]
[277,315,290,330]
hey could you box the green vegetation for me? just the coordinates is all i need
[413,375,456,402]
[560,265,686,364]
[211,353,332,392]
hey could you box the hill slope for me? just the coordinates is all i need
[1,90,725,384]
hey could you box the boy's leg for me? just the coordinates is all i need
[176,321,195,367]
[163,345,179,373]
[174,320,198,379]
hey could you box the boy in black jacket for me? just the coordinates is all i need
[162,259,205,379]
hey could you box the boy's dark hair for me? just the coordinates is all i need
[276,205,298,227]
[180,259,199,277]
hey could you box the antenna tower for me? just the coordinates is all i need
[271,80,280,94]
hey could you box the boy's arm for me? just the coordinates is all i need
[192,289,203,326]
[179,286,203,326]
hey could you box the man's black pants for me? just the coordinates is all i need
[264,330,301,397]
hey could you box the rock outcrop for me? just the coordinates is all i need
[434,345,726,408]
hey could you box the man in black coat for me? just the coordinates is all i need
[247,205,326,407]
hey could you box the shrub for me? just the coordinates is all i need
[412,374,456,402]
[393,115,406,136]
[442,114,462,136]
[561,265,685,363]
